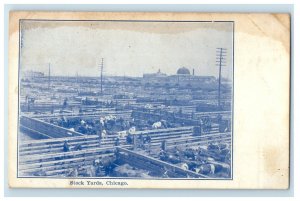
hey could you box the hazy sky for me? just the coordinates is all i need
[20,20,233,79]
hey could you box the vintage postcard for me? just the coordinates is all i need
[8,12,290,189]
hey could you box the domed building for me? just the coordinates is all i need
[142,67,216,89]
[177,67,190,75]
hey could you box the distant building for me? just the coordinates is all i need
[143,69,167,79]
[21,71,45,79]
[142,67,217,89]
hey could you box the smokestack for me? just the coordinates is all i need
[192,68,195,76]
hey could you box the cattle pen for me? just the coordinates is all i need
[19,113,231,178]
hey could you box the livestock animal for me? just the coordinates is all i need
[63,141,70,152]
[219,143,229,150]
[68,128,75,132]
[67,167,78,177]
[126,134,133,144]
[183,148,197,160]
[100,130,107,139]
[152,121,162,129]
[178,162,189,170]
[208,143,220,151]
[73,144,83,151]
[99,117,105,127]
[99,115,118,130]
[128,126,136,134]
[143,135,151,144]
[196,164,216,175]
[145,104,152,109]
[80,119,86,125]
[159,151,181,164]
[83,165,96,177]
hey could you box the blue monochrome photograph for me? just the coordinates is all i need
[18,20,233,179]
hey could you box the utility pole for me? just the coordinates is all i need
[216,48,227,109]
[76,71,78,84]
[99,58,104,94]
[123,73,125,96]
[48,63,51,90]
